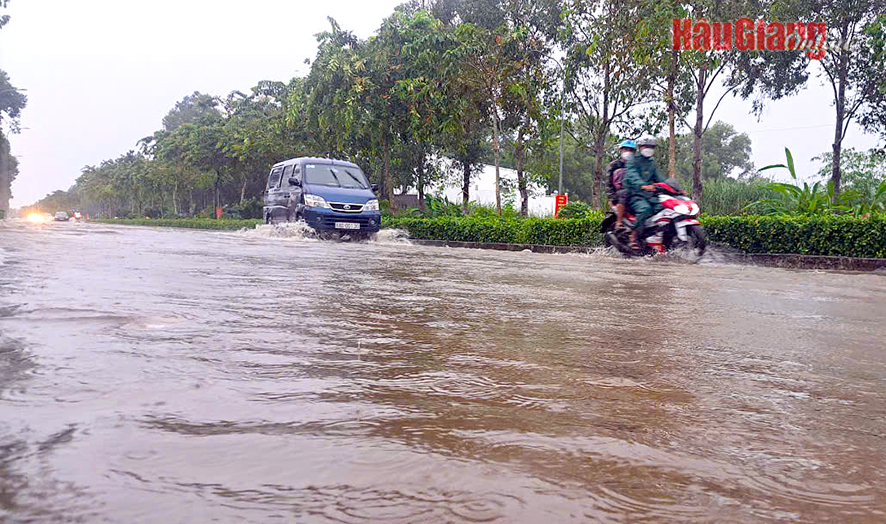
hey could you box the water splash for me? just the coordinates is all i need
[370,228,412,245]
[234,222,319,242]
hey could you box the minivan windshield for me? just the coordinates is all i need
[304,164,369,189]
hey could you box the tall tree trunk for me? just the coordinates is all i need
[668,49,678,179]
[832,52,848,196]
[240,177,248,204]
[172,182,179,216]
[382,131,394,207]
[189,189,194,216]
[214,170,221,212]
[462,162,472,214]
[0,135,9,216]
[692,66,706,201]
[592,128,606,209]
[492,113,501,216]
[416,159,426,212]
[592,58,611,208]
[516,128,528,217]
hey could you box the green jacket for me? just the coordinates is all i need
[624,155,665,198]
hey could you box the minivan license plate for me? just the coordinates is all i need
[335,222,360,230]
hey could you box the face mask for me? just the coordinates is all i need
[640,147,654,158]
[621,151,633,160]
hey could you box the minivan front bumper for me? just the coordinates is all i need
[303,207,382,233]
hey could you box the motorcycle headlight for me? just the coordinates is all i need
[673,204,691,215]
[304,194,329,208]
[363,199,379,211]
[690,203,699,215]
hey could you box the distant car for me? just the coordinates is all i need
[54,212,70,221]
[263,157,381,238]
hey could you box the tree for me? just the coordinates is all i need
[814,147,886,192]
[449,22,522,215]
[636,0,696,178]
[562,0,659,206]
[677,0,764,200]
[737,2,886,195]
[0,0,27,215]
[661,121,754,181]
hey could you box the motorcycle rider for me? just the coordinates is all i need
[606,139,636,230]
[623,136,666,250]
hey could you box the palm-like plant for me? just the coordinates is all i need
[746,148,848,215]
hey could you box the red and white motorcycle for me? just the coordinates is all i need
[602,179,706,257]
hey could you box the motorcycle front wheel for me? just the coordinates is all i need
[687,225,706,257]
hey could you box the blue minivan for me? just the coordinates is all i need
[263,157,381,237]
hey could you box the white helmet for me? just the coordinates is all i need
[637,136,658,148]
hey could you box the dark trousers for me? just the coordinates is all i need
[629,195,661,233]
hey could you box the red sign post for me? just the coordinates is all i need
[554,194,568,218]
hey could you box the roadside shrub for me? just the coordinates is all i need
[386,214,886,258]
[700,178,779,215]
[385,216,604,246]
[226,198,263,219]
[703,215,886,258]
[556,201,594,218]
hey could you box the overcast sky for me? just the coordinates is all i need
[2,0,881,208]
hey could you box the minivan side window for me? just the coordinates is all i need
[267,167,283,189]
[282,164,293,182]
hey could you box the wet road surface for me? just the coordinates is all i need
[1,220,885,523]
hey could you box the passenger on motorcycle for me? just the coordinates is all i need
[623,137,666,249]
[607,139,636,230]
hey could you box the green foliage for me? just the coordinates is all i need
[385,215,604,246]
[555,201,594,218]
[423,194,464,217]
[701,178,779,215]
[225,197,263,219]
[660,121,755,180]
[92,218,262,230]
[704,215,886,258]
[386,214,886,258]
[749,148,848,215]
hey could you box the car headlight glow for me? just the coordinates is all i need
[303,194,329,208]
[673,204,691,215]
[363,199,379,211]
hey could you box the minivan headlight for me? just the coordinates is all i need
[304,194,329,208]
[363,199,379,211]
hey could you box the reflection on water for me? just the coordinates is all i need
[0,219,885,523]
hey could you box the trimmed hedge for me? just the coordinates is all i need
[94,215,886,258]
[384,216,604,246]
[703,215,886,258]
[92,218,262,230]
[386,215,886,258]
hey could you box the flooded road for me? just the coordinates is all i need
[1,220,885,523]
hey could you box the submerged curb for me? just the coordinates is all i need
[410,239,886,272]
[732,253,886,272]
[410,239,597,255]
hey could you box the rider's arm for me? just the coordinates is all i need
[652,162,667,184]
[623,159,643,193]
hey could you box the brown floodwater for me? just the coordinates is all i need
[1,220,885,523]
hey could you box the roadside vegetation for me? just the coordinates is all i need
[384,214,886,258]
[15,1,885,223]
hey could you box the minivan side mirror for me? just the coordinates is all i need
[371,184,379,192]
[288,177,301,187]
